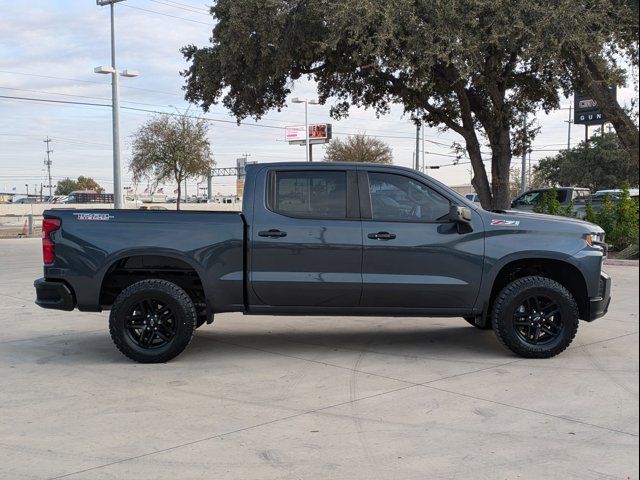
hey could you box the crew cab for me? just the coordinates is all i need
[34,163,611,363]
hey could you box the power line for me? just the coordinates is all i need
[144,0,210,15]
[121,3,211,24]
[0,69,185,97]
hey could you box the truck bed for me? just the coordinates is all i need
[42,209,246,312]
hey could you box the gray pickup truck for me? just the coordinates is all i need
[35,163,611,363]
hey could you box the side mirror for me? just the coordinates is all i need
[449,205,472,225]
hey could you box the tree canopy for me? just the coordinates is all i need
[533,133,639,191]
[182,0,638,209]
[325,134,393,164]
[55,176,103,195]
[129,114,214,210]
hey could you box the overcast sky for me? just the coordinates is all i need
[0,0,637,196]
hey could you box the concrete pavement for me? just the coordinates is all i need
[0,238,638,480]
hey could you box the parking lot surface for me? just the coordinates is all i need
[1,238,638,480]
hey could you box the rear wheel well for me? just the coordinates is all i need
[100,255,206,318]
[489,259,589,320]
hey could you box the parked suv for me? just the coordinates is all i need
[511,187,591,213]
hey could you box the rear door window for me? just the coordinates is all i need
[272,171,347,218]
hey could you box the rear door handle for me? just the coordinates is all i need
[258,229,287,238]
[368,231,396,240]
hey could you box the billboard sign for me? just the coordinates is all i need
[574,87,616,125]
[285,123,332,144]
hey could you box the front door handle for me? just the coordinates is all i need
[368,231,396,240]
[258,229,287,238]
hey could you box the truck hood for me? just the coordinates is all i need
[486,209,604,234]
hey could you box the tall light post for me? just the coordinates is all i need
[95,0,139,209]
[292,97,319,162]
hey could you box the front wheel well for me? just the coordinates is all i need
[488,259,589,320]
[99,255,206,318]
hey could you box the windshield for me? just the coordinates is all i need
[513,189,569,206]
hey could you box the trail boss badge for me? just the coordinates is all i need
[73,213,114,221]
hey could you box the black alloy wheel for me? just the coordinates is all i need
[512,295,563,345]
[125,298,177,349]
[492,276,579,358]
[109,279,197,363]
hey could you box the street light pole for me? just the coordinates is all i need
[109,1,122,209]
[292,97,319,162]
[96,0,137,209]
[304,100,309,162]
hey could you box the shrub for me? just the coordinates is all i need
[611,185,639,251]
[584,200,598,224]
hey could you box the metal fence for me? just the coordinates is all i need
[0,214,43,239]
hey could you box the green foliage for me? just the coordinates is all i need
[593,185,639,251]
[561,201,578,218]
[596,195,617,240]
[55,178,77,195]
[325,134,393,164]
[55,177,103,195]
[182,1,635,210]
[130,114,214,210]
[610,185,640,251]
[533,133,638,191]
[534,188,562,216]
[76,176,104,193]
[584,200,598,224]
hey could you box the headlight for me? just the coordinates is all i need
[585,232,606,247]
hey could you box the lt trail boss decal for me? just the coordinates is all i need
[73,213,114,221]
[491,219,520,226]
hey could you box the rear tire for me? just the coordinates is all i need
[492,276,579,358]
[109,279,197,363]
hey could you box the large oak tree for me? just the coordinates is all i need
[182,0,638,209]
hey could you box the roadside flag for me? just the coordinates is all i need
[157,187,164,194]
[143,187,149,194]
[173,188,179,194]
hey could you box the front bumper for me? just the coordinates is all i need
[34,278,75,311]
[587,272,611,321]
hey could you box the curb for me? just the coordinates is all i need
[604,259,639,267]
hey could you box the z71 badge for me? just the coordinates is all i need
[491,219,520,226]
[73,213,114,221]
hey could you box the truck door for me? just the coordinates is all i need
[359,169,484,310]
[249,167,362,307]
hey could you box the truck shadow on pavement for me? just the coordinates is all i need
[188,324,507,362]
[17,323,508,365]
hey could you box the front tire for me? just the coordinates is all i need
[109,279,197,363]
[492,276,579,358]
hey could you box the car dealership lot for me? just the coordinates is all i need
[1,238,638,480]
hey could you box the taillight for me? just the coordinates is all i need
[42,218,61,264]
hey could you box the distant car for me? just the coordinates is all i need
[464,193,481,204]
[591,189,639,200]
[511,187,591,213]
[11,196,37,204]
[139,205,167,211]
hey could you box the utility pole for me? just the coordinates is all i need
[415,122,420,171]
[521,116,527,193]
[44,137,53,197]
[421,124,425,172]
[565,104,572,150]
